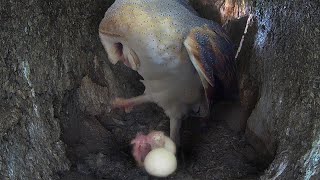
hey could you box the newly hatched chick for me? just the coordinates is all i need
[100,0,238,145]
[131,133,152,166]
[131,131,176,166]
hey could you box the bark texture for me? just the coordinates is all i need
[0,0,319,179]
[244,1,320,179]
[0,0,114,179]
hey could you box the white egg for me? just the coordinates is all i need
[164,136,176,154]
[144,148,177,177]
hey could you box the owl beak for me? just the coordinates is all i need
[122,58,132,68]
[122,46,140,71]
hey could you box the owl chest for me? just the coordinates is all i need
[140,62,203,106]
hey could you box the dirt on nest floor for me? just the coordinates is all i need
[60,96,264,180]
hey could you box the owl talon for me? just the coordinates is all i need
[125,106,133,113]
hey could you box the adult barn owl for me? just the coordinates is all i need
[99,0,238,145]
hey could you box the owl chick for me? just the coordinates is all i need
[99,0,238,145]
[131,131,176,166]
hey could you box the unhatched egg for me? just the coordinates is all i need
[144,148,177,177]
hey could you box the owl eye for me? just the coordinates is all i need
[114,42,123,57]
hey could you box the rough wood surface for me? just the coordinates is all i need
[0,0,319,179]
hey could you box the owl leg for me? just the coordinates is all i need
[170,118,182,146]
[112,95,152,113]
[170,117,186,168]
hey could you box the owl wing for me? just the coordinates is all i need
[183,24,238,105]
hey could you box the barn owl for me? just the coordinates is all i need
[99,0,238,145]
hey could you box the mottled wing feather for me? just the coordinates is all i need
[184,25,237,101]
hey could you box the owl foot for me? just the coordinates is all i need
[198,117,210,133]
[112,97,134,113]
